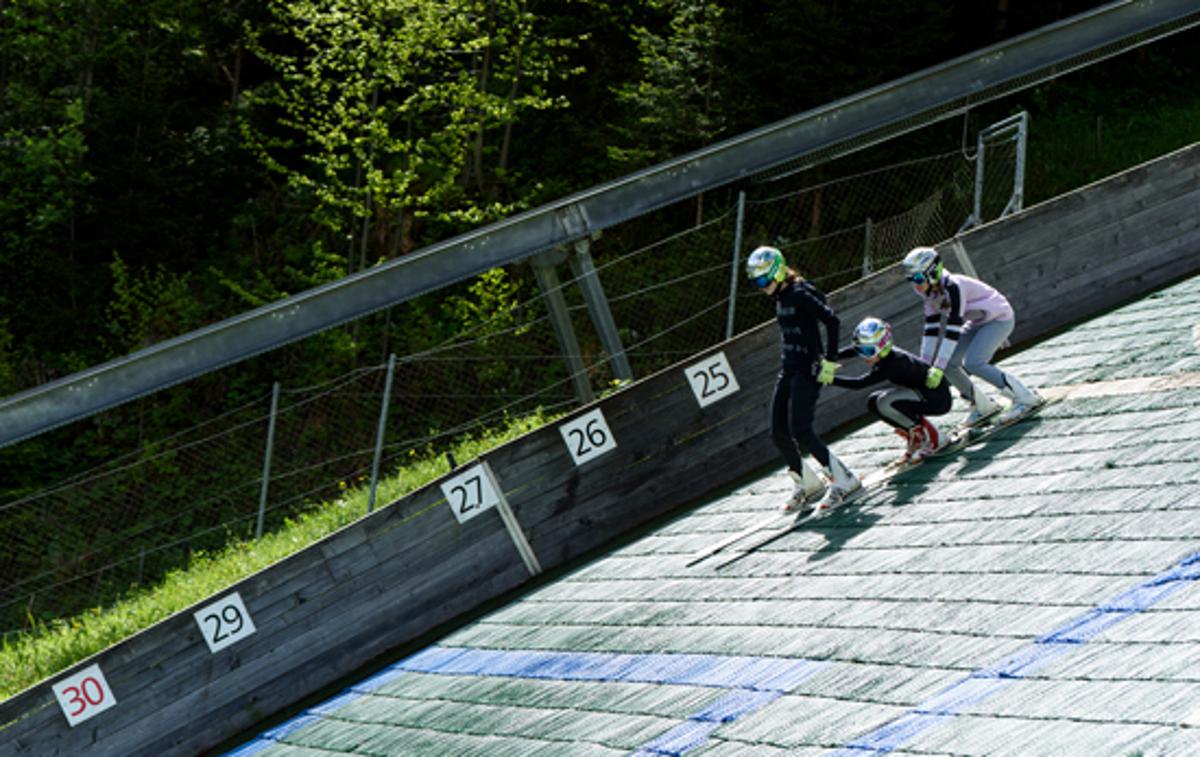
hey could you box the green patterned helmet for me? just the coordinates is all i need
[745,246,787,289]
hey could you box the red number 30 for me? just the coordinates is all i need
[63,677,105,716]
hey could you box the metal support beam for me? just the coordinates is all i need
[531,250,594,405]
[566,239,633,384]
[4,0,1198,448]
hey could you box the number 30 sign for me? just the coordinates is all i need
[52,664,116,727]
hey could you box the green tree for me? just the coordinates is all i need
[609,0,725,167]
[242,0,585,279]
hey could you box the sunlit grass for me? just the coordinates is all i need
[0,410,559,700]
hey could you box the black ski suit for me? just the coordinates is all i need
[831,346,951,429]
[768,278,840,472]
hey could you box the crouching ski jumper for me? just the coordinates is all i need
[902,247,1044,426]
[832,317,953,464]
[745,245,861,513]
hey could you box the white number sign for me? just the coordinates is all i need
[442,463,503,524]
[52,663,116,727]
[194,592,257,654]
[559,408,617,466]
[685,351,740,407]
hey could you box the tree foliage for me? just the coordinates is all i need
[242,0,585,273]
[0,0,1188,495]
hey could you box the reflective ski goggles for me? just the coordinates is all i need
[908,272,930,284]
[855,343,884,358]
[751,273,774,289]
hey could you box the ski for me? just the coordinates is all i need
[696,399,1055,568]
[938,396,1055,452]
[685,511,795,566]
[709,509,815,569]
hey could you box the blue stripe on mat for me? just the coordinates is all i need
[832,548,1200,755]
[225,648,823,756]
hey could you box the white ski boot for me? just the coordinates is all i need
[963,391,1001,428]
[783,463,826,512]
[816,456,862,514]
[997,390,1046,425]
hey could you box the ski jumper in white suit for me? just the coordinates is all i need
[914,272,1039,409]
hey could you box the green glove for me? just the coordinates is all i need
[817,359,838,385]
[925,366,944,389]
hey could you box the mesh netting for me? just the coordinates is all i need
[0,134,1023,633]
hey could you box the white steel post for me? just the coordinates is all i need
[726,191,746,341]
[255,381,281,540]
[367,354,396,514]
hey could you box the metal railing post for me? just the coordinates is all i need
[367,354,396,514]
[726,191,746,340]
[255,381,281,539]
[862,217,874,277]
[1011,112,1028,216]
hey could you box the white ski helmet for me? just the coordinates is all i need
[745,246,787,289]
[902,247,943,285]
[853,317,893,359]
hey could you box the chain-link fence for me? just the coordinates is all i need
[0,128,1021,635]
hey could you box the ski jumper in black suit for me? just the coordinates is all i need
[831,345,952,429]
[769,277,839,472]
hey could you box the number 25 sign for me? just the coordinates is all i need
[684,351,740,408]
[52,663,117,727]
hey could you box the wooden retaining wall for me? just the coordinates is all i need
[1,142,1198,757]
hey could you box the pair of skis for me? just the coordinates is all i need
[683,459,906,570]
[686,400,1051,569]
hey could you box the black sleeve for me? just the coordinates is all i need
[831,365,884,390]
[796,283,841,358]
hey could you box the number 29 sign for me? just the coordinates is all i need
[193,591,257,654]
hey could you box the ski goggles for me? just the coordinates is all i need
[855,343,885,358]
[908,272,930,284]
[751,273,774,289]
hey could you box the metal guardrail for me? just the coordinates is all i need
[3,0,1199,449]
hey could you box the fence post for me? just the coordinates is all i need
[726,190,746,340]
[862,217,874,278]
[367,354,396,514]
[256,381,281,540]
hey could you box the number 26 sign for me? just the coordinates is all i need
[559,408,617,466]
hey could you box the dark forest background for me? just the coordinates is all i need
[3,0,1198,496]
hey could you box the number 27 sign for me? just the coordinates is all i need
[441,463,503,524]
